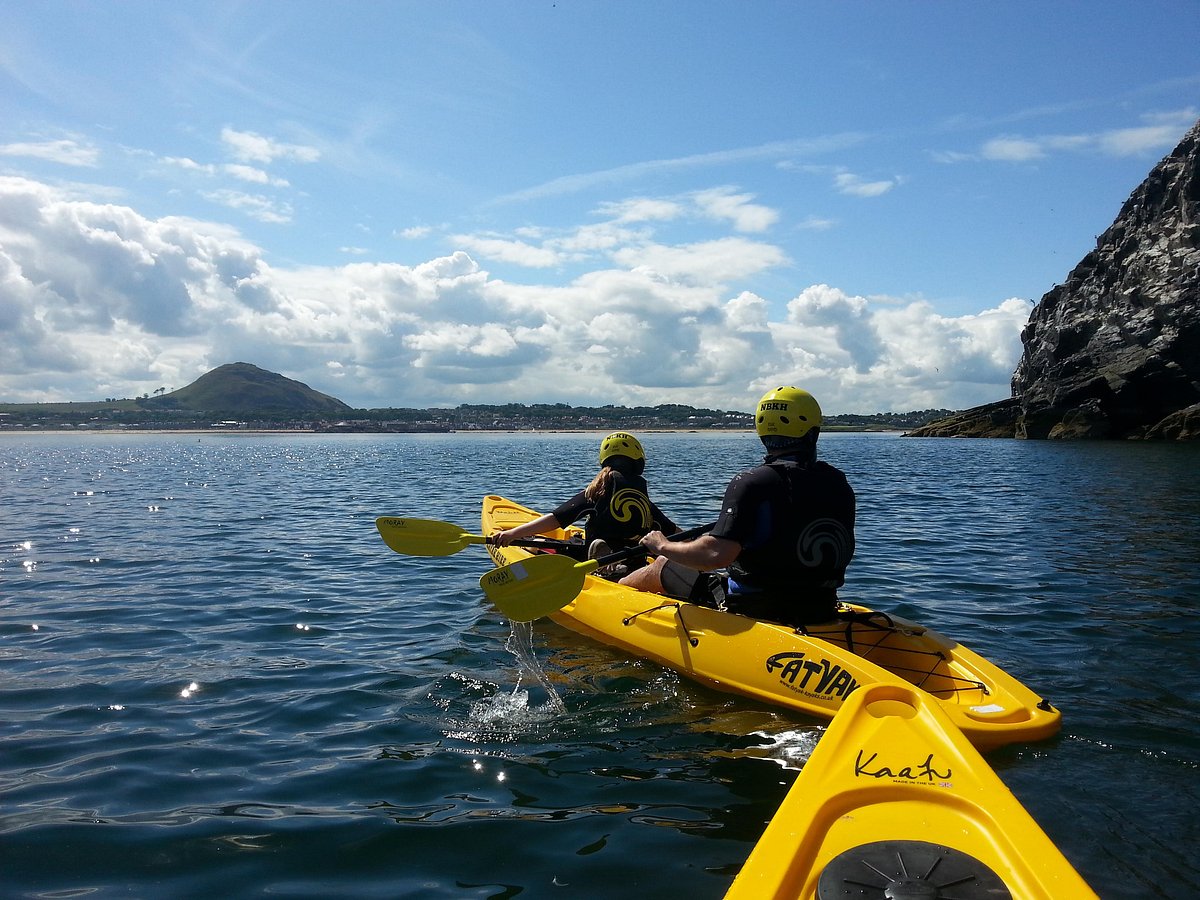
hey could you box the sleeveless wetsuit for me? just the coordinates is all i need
[711,458,855,625]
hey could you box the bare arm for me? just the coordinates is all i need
[639,531,740,571]
[492,512,561,546]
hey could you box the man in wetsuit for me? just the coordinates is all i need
[620,387,855,626]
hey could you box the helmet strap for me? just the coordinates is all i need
[761,429,818,464]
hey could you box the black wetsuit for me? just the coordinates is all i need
[552,472,678,552]
[712,458,855,625]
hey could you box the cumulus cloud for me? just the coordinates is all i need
[787,284,884,372]
[0,175,1028,413]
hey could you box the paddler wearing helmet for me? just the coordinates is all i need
[491,432,680,574]
[622,387,856,626]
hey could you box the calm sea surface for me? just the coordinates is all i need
[2,431,1198,899]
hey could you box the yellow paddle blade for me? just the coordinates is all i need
[477,523,713,621]
[376,516,485,557]
[479,554,600,622]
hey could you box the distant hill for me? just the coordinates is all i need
[144,362,353,416]
[0,363,953,431]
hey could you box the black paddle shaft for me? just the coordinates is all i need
[592,523,716,567]
[507,536,581,553]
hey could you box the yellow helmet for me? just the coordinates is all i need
[599,431,645,466]
[755,386,822,441]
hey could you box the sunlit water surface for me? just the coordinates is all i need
[2,432,1197,898]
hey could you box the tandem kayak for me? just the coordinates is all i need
[481,495,1061,751]
[723,682,1096,899]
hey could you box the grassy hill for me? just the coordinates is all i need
[143,362,352,415]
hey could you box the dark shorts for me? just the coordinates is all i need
[659,561,836,627]
[660,560,723,603]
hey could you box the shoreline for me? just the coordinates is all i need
[0,425,904,436]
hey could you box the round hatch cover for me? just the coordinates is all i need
[816,839,1011,899]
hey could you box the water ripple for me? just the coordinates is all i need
[2,432,1198,898]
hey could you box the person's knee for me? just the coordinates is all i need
[619,556,665,592]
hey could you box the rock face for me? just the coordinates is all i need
[911,117,1200,440]
[899,399,1022,438]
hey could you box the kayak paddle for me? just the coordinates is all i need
[375,516,578,557]
[479,523,715,622]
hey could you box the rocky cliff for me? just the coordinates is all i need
[911,117,1200,440]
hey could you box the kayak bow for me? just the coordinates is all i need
[724,682,1096,899]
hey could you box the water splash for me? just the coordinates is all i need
[503,620,566,716]
[448,621,568,737]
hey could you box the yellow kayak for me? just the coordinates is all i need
[482,495,1061,751]
[724,682,1096,899]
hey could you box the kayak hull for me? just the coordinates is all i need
[481,495,1061,751]
[723,682,1096,899]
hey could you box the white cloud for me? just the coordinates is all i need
[981,137,1045,162]
[691,187,779,232]
[833,171,901,197]
[0,175,1028,413]
[396,225,434,239]
[797,215,836,230]
[165,157,289,187]
[494,132,869,204]
[165,156,218,174]
[405,323,522,374]
[550,222,642,255]
[220,127,321,165]
[0,138,99,167]
[597,197,684,224]
[612,237,788,285]
[202,189,293,224]
[787,284,882,372]
[450,233,561,268]
[1099,119,1192,156]
[224,164,289,187]
[980,108,1197,162]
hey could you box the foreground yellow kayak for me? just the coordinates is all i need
[724,682,1096,899]
[482,496,1061,751]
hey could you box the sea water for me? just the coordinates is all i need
[1,431,1197,898]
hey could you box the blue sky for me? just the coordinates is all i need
[1,1,1197,413]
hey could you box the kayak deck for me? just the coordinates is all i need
[723,682,1096,899]
[481,495,1061,751]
